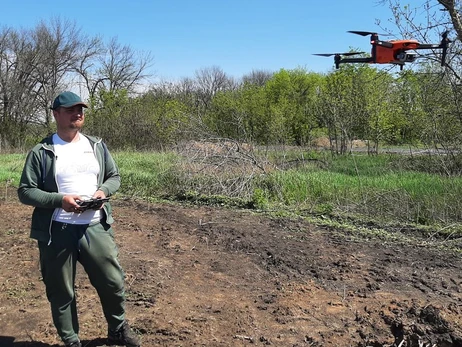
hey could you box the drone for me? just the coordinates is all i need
[314,30,450,70]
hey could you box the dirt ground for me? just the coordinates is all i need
[1,191,462,347]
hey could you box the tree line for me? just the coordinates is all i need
[82,64,460,155]
[1,1,462,158]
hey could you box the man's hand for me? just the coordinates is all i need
[91,190,107,210]
[62,195,83,213]
[92,190,107,199]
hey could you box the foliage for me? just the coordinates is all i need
[264,68,322,145]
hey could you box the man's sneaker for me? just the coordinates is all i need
[108,320,141,347]
[65,341,81,347]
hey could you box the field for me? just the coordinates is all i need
[1,187,462,347]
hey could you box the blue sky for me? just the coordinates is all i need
[1,0,426,82]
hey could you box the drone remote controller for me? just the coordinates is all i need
[76,198,110,211]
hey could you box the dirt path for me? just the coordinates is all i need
[1,195,462,347]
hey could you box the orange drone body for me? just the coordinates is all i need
[373,39,420,64]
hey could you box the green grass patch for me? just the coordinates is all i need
[3,150,462,231]
[0,153,26,185]
[260,163,462,225]
[113,151,183,198]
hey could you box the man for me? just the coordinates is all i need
[17,91,141,347]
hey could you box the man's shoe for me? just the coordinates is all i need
[65,341,81,347]
[108,320,141,347]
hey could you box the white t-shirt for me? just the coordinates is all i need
[52,133,101,224]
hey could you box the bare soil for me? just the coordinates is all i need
[1,191,462,347]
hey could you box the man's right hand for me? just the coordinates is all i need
[62,195,83,213]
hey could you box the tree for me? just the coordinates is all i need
[0,28,31,148]
[76,37,153,99]
[265,68,323,146]
[30,18,84,134]
[134,87,189,149]
[317,66,361,154]
[362,68,400,151]
[241,69,274,86]
[194,66,236,113]
[438,0,462,40]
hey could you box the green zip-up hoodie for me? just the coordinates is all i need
[17,133,121,243]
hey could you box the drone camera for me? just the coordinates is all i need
[396,51,417,63]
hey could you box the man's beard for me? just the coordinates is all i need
[69,120,84,130]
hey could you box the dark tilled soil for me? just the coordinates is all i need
[1,192,462,347]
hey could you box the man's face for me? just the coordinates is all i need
[53,105,85,131]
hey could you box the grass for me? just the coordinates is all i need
[2,149,462,232]
[0,153,26,200]
[113,151,182,198]
[264,163,462,224]
[0,153,26,184]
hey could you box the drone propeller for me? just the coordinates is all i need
[313,52,365,57]
[348,30,390,37]
[348,30,376,36]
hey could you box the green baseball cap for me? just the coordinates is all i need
[51,91,88,110]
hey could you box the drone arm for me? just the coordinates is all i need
[413,43,443,50]
[414,40,449,66]
[339,57,374,64]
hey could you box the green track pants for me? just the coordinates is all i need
[38,220,126,345]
